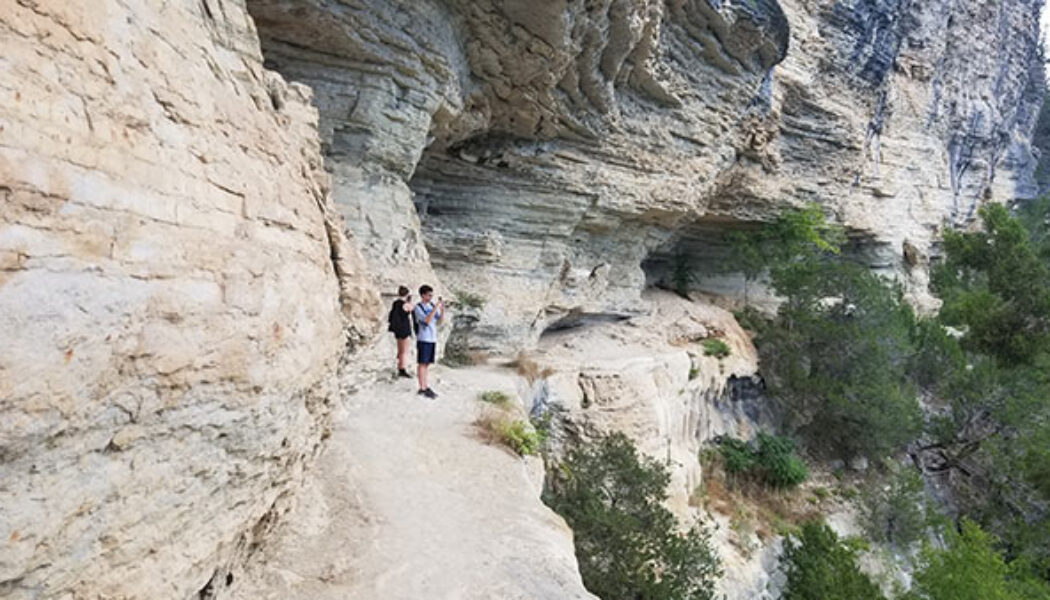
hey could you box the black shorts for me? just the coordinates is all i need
[393,330,412,340]
[417,341,436,364]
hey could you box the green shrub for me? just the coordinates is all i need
[702,338,731,358]
[498,420,543,456]
[756,433,809,488]
[716,434,808,489]
[727,205,845,303]
[479,390,512,407]
[719,437,757,475]
[932,203,1050,366]
[689,367,700,380]
[545,432,722,600]
[454,289,486,310]
[780,521,885,600]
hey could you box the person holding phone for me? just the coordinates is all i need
[413,284,445,398]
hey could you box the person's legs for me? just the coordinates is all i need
[416,342,437,397]
[417,340,429,391]
[396,337,409,370]
[417,362,428,391]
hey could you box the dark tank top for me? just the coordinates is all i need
[388,299,412,337]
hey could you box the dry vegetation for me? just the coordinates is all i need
[505,352,555,383]
[693,449,841,555]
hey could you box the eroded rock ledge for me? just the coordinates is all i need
[250,0,1043,352]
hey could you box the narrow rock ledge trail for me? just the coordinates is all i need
[232,365,596,600]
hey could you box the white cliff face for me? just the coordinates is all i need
[534,291,764,512]
[527,290,782,599]
[247,0,1044,351]
[0,2,379,597]
[2,1,1046,598]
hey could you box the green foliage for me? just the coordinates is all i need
[545,432,722,600]
[719,437,757,475]
[909,318,966,389]
[908,519,1050,600]
[702,338,731,358]
[716,434,808,489]
[921,202,1050,573]
[689,367,700,380]
[859,461,929,546]
[733,305,768,332]
[757,257,922,460]
[671,251,695,297]
[726,205,845,302]
[756,433,809,488]
[478,390,512,407]
[454,289,486,310]
[780,521,885,600]
[932,203,1050,366]
[498,420,543,456]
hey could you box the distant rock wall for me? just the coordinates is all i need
[0,2,378,597]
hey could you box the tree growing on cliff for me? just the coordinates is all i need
[543,432,721,600]
[932,203,1050,366]
[779,521,885,600]
[727,204,845,303]
[923,201,1050,575]
[906,519,1050,600]
[757,257,922,461]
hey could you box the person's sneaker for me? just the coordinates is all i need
[423,388,438,399]
[397,369,412,379]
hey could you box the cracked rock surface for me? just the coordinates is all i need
[0,1,378,597]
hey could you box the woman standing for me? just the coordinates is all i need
[387,286,415,378]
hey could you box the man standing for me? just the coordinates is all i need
[413,284,445,398]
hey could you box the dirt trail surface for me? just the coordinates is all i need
[233,365,596,599]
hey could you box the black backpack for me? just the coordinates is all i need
[387,300,419,337]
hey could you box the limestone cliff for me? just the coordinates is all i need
[249,0,1044,351]
[0,2,379,597]
[2,0,1046,598]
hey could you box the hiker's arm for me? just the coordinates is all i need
[402,301,414,312]
[424,308,438,324]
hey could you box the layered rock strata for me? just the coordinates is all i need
[0,2,378,597]
[249,0,1044,351]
